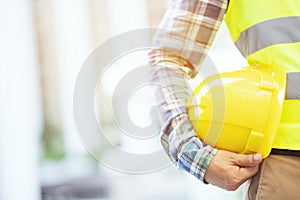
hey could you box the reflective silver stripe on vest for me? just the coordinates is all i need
[235,16,300,57]
[286,72,300,100]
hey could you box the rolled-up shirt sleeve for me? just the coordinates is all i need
[148,0,228,182]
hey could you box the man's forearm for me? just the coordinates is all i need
[150,60,217,182]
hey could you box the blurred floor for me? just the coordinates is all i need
[41,164,243,200]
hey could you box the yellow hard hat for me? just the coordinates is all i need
[186,65,286,158]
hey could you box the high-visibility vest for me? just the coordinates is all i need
[225,0,300,151]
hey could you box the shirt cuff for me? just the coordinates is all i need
[178,140,217,182]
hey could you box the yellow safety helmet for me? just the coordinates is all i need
[186,65,286,158]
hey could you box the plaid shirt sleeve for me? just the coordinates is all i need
[149,0,228,182]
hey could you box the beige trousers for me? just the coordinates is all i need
[247,154,300,200]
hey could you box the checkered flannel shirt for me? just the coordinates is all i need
[149,0,228,182]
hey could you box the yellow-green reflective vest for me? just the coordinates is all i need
[225,0,300,150]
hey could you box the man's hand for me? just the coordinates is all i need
[204,150,263,191]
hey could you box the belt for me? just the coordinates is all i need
[271,149,300,157]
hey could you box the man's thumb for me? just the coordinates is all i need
[235,153,262,167]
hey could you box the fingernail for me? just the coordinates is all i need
[253,153,262,161]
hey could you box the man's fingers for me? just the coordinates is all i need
[237,164,260,181]
[208,168,249,191]
[234,153,262,167]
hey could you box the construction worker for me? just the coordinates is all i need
[149,0,300,199]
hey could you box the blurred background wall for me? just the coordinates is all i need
[0,0,247,200]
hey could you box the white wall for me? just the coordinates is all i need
[0,1,42,200]
[52,0,93,156]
